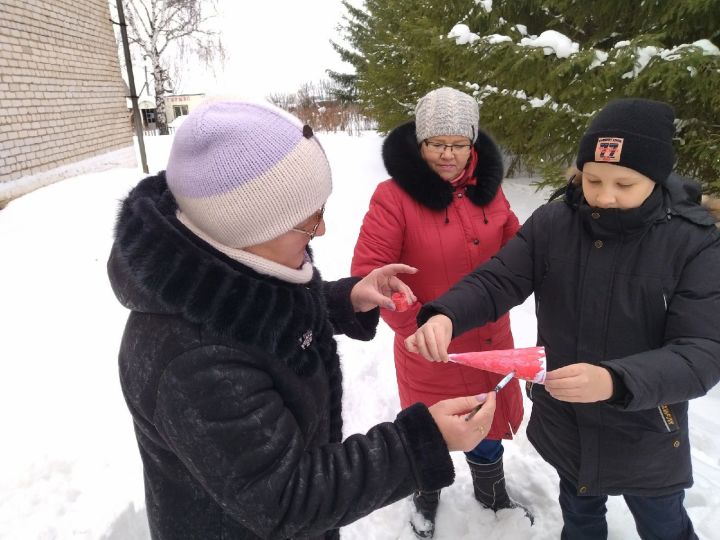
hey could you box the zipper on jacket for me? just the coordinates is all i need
[658,404,679,432]
[662,291,668,311]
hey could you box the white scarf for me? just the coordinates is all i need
[177,211,314,284]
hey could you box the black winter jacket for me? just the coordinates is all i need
[419,175,720,497]
[108,174,455,540]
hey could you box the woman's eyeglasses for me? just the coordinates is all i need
[291,205,325,240]
[423,140,472,155]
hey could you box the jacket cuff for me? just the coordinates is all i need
[324,277,380,340]
[417,302,458,337]
[602,365,632,407]
[395,403,455,492]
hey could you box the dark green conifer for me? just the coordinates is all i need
[332,0,720,192]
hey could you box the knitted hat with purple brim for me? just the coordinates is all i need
[166,100,332,248]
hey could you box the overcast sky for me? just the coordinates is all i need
[179,0,355,98]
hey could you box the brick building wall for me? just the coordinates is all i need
[0,0,135,203]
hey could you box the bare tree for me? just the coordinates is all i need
[268,80,376,135]
[116,0,224,135]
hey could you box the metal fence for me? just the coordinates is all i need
[142,126,176,136]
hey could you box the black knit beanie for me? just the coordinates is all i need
[576,98,676,185]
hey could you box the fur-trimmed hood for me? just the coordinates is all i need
[664,174,719,227]
[107,172,333,373]
[382,121,505,210]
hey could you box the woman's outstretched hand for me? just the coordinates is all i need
[350,264,418,312]
[405,314,453,362]
[429,392,496,451]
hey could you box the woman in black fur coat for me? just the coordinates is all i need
[107,99,495,540]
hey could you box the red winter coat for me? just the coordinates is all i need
[352,122,523,440]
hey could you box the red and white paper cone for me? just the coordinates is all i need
[449,346,546,384]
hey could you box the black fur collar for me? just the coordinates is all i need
[382,121,506,210]
[107,173,333,375]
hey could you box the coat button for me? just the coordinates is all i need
[591,212,600,219]
[594,240,604,248]
[457,192,464,198]
[579,485,588,494]
[673,439,680,448]
[473,239,480,245]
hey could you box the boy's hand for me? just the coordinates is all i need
[405,314,452,362]
[545,363,613,402]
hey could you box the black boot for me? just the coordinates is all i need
[409,490,440,538]
[467,457,534,525]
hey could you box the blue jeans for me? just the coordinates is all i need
[558,476,697,540]
[464,438,503,464]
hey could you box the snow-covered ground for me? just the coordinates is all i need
[1,131,719,539]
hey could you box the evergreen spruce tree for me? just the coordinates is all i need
[333,0,720,192]
[332,0,479,129]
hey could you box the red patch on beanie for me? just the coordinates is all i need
[594,137,624,163]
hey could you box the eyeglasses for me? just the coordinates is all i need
[423,140,472,155]
[291,205,325,240]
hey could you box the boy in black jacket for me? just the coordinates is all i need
[408,98,720,540]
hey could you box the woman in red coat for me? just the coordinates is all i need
[352,87,532,537]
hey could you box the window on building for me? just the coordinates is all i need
[142,109,156,126]
[173,105,189,117]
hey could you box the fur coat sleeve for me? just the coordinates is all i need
[322,276,380,339]
[153,344,454,540]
